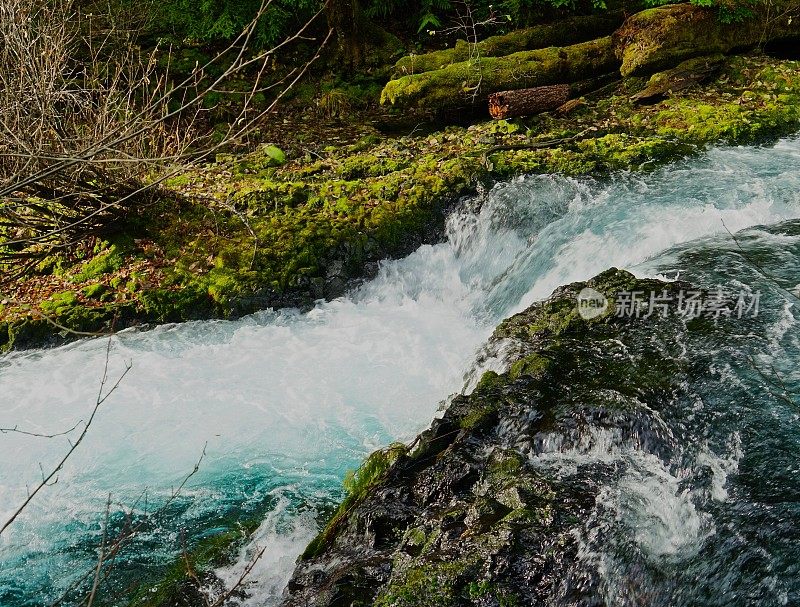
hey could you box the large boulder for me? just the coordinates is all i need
[281,269,696,607]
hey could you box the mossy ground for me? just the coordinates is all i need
[2,54,800,352]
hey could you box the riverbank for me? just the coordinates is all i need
[2,50,800,352]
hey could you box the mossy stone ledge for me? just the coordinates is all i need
[280,269,698,606]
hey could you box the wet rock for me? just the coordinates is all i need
[280,269,699,607]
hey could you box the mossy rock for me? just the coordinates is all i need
[613,3,800,77]
[283,268,695,607]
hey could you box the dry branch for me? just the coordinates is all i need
[0,0,331,266]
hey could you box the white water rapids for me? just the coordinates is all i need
[2,138,800,605]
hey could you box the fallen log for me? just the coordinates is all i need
[392,12,624,77]
[489,84,570,119]
[631,54,725,104]
[381,36,619,113]
[613,3,800,77]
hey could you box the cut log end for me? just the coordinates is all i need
[489,84,571,120]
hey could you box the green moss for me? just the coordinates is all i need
[486,449,524,481]
[39,290,79,315]
[576,133,690,171]
[508,353,551,380]
[0,318,52,354]
[467,581,519,606]
[474,370,503,392]
[337,154,411,180]
[459,402,498,430]
[374,559,476,607]
[655,94,800,145]
[301,442,408,560]
[381,37,619,111]
[392,13,623,76]
[404,526,429,548]
[82,283,108,300]
[70,241,128,282]
[137,285,210,322]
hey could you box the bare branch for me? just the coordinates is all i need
[0,338,131,536]
[0,0,329,261]
[0,419,83,439]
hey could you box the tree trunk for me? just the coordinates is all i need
[489,85,570,119]
[326,0,363,70]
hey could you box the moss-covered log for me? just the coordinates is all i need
[392,12,624,77]
[381,37,619,113]
[613,3,800,77]
[489,84,570,118]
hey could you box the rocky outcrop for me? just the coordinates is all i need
[281,269,697,606]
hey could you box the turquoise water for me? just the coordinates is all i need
[2,138,800,605]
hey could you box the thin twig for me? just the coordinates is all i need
[0,338,131,536]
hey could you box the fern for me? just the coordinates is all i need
[156,0,318,48]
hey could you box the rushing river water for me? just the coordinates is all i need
[2,138,800,605]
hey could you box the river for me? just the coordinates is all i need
[2,137,799,605]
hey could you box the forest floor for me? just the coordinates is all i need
[2,49,800,351]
